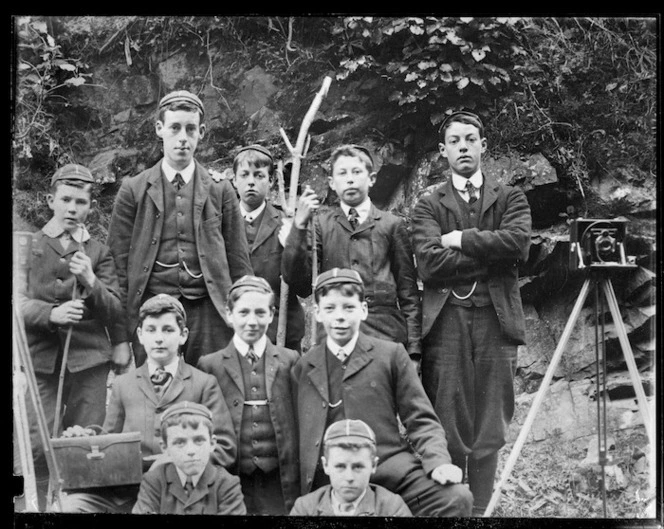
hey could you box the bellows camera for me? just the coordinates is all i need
[569,218,637,271]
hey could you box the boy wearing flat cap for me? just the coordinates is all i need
[411,111,531,515]
[231,145,306,352]
[291,268,473,517]
[198,275,300,514]
[132,401,246,514]
[16,163,125,510]
[56,294,237,513]
[107,89,253,368]
[290,419,411,516]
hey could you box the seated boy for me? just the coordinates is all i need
[132,401,246,514]
[291,268,473,517]
[289,419,411,516]
[232,144,306,352]
[56,294,236,512]
[198,275,300,514]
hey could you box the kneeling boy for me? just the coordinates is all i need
[132,401,246,514]
[291,268,473,517]
[290,419,411,516]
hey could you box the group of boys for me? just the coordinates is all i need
[16,89,531,518]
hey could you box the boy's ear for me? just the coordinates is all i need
[155,120,164,138]
[438,142,448,159]
[371,456,379,474]
[209,434,217,445]
[360,301,369,321]
[136,326,145,345]
[46,194,55,210]
[368,172,377,187]
[314,304,324,323]
[159,439,167,452]
[90,199,98,210]
[321,456,330,475]
[480,137,488,154]
[198,123,206,139]
[179,326,189,346]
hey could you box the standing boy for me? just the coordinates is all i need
[198,275,300,514]
[232,144,306,352]
[107,90,253,367]
[57,294,237,513]
[289,419,411,516]
[411,111,532,516]
[291,268,473,517]
[132,401,246,515]
[281,144,421,362]
[16,163,126,510]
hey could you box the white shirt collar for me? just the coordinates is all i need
[175,466,203,488]
[340,197,371,225]
[42,217,91,243]
[331,487,367,515]
[233,335,267,358]
[161,159,195,184]
[326,333,360,361]
[240,201,267,222]
[452,170,483,193]
[147,355,180,378]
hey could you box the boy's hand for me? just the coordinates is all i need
[49,299,85,326]
[278,217,293,247]
[441,230,462,250]
[410,357,421,377]
[431,463,463,485]
[293,185,320,229]
[69,251,96,290]
[111,342,132,372]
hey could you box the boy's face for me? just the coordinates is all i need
[439,121,487,177]
[233,162,272,212]
[47,184,92,231]
[155,109,206,171]
[162,423,215,477]
[328,155,376,208]
[315,289,367,347]
[226,291,274,346]
[322,445,378,504]
[137,313,188,366]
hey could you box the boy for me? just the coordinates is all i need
[411,111,532,515]
[232,144,306,352]
[56,293,237,512]
[289,419,411,516]
[16,163,126,510]
[281,144,421,363]
[291,268,473,517]
[198,275,299,514]
[132,401,246,514]
[107,89,253,367]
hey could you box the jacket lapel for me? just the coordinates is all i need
[251,203,280,253]
[165,464,190,506]
[136,363,159,406]
[353,204,379,235]
[333,207,354,233]
[355,485,377,515]
[159,359,188,405]
[192,162,211,235]
[343,334,374,380]
[479,173,499,220]
[263,340,281,401]
[305,343,330,403]
[186,462,216,506]
[146,165,165,213]
[222,345,245,397]
[438,181,459,214]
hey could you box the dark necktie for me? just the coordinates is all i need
[348,207,359,229]
[246,345,258,365]
[150,366,172,397]
[465,180,478,204]
[173,172,185,191]
[184,478,194,495]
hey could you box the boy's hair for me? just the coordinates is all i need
[329,144,374,173]
[157,90,205,125]
[232,145,275,176]
[138,294,187,331]
[160,412,213,445]
[227,275,275,310]
[314,282,365,304]
[438,111,485,141]
[323,439,377,459]
[49,178,94,198]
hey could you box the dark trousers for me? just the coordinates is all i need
[133,294,233,367]
[240,468,286,515]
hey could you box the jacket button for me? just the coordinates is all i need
[143,266,148,272]
[137,288,142,295]
[322,402,326,408]
[155,213,160,218]
[233,399,239,406]
[151,238,157,244]
[315,441,319,446]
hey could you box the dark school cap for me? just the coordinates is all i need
[324,419,376,445]
[160,401,213,425]
[233,144,274,163]
[437,110,484,138]
[331,144,374,165]
[314,268,364,293]
[139,293,186,323]
[51,163,95,186]
[158,90,205,116]
[228,275,274,297]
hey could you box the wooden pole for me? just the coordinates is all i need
[276,76,332,347]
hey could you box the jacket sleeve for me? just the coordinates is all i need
[201,372,238,469]
[216,471,247,515]
[411,196,485,284]
[461,186,532,262]
[219,180,253,282]
[389,218,422,358]
[281,219,321,298]
[131,471,161,514]
[102,375,126,433]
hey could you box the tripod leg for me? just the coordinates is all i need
[600,279,654,447]
[483,277,593,517]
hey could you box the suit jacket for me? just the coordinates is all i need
[197,339,300,511]
[291,333,451,495]
[18,230,124,374]
[132,461,246,515]
[106,159,253,340]
[282,204,422,357]
[289,483,411,516]
[247,202,305,348]
[411,175,531,343]
[103,359,237,469]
